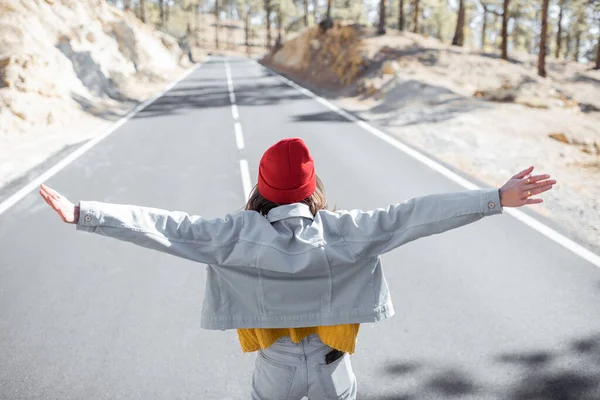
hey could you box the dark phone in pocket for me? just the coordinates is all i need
[325,349,345,365]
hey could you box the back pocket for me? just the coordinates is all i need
[315,352,355,399]
[252,351,296,400]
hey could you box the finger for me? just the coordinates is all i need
[523,179,556,190]
[534,184,555,195]
[521,174,550,184]
[513,166,534,179]
[41,194,52,207]
[40,184,53,196]
[525,184,554,198]
[40,190,53,204]
[42,185,61,198]
[43,194,60,210]
[40,185,49,197]
[525,198,544,204]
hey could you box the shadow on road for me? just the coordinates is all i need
[361,332,600,400]
[134,79,307,119]
[292,111,351,123]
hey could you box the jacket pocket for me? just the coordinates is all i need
[252,351,296,400]
[315,352,354,399]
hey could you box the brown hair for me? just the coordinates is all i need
[244,175,330,216]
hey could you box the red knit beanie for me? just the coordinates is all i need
[258,138,316,204]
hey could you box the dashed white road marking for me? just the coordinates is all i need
[239,159,252,201]
[231,104,239,120]
[225,59,250,202]
[224,60,239,120]
[234,122,245,150]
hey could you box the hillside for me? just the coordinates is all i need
[262,23,600,251]
[0,0,194,185]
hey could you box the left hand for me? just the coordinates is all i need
[499,166,556,207]
[39,184,79,224]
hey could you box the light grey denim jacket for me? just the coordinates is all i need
[76,188,502,330]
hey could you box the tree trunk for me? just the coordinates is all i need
[277,4,283,44]
[215,0,220,49]
[193,0,198,32]
[326,0,332,20]
[596,30,600,70]
[538,0,549,77]
[377,0,386,34]
[481,5,487,50]
[452,0,465,46]
[304,0,309,26]
[313,0,318,22]
[398,0,404,31]
[574,31,581,61]
[555,0,564,58]
[412,0,419,33]
[501,0,509,60]
[245,11,250,47]
[123,0,131,10]
[159,0,165,26]
[165,1,170,24]
[140,0,146,22]
[265,0,272,49]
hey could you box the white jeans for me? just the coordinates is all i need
[250,334,358,400]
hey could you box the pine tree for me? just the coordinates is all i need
[265,0,272,49]
[378,0,387,34]
[452,0,466,45]
[399,0,405,30]
[555,0,565,58]
[412,0,420,33]
[277,0,284,43]
[140,0,147,22]
[159,0,166,26]
[215,0,220,49]
[538,0,550,76]
[593,0,600,69]
[501,0,509,60]
[303,0,309,26]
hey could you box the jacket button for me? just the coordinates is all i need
[488,201,495,209]
[85,215,92,222]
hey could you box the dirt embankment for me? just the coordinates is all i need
[262,24,600,252]
[0,0,199,186]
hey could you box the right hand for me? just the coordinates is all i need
[39,184,79,224]
[499,166,556,208]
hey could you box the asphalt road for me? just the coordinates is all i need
[1,56,600,400]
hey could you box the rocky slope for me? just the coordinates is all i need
[0,0,191,185]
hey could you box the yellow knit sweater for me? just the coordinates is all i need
[237,324,360,354]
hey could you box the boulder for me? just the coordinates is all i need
[381,60,399,75]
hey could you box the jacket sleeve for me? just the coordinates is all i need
[333,188,503,259]
[76,201,244,265]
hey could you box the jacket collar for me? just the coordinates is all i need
[266,203,314,223]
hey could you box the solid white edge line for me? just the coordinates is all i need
[0,59,208,217]
[234,122,245,150]
[252,59,600,268]
[239,159,252,201]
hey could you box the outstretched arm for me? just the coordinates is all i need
[334,166,556,259]
[39,184,244,265]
